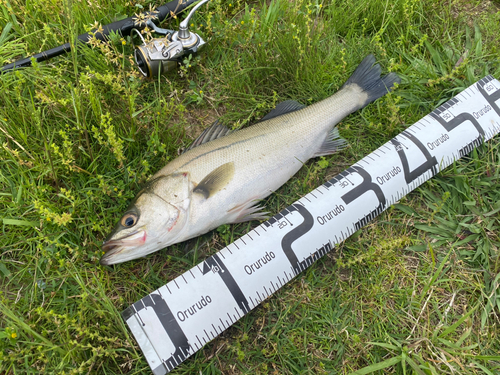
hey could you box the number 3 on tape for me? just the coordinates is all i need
[122,76,500,375]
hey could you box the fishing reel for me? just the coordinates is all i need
[133,0,209,78]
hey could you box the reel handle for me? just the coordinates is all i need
[178,0,210,39]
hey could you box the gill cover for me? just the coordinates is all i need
[100,173,193,265]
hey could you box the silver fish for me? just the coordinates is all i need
[100,55,400,265]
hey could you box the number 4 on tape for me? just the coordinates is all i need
[122,76,500,375]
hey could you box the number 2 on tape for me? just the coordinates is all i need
[122,76,500,375]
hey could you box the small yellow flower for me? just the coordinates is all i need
[114,187,117,191]
[241,20,244,24]
[229,3,232,6]
[11,332,17,339]
[319,4,322,7]
[199,90,203,94]
[121,40,126,45]
[191,23,194,27]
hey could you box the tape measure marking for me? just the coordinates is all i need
[122,76,500,375]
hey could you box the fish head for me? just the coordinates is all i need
[100,173,192,265]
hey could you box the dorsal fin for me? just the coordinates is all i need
[193,162,235,199]
[183,120,232,153]
[258,100,306,122]
[184,100,304,154]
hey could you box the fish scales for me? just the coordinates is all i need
[100,55,400,265]
[157,84,365,181]
[153,85,368,231]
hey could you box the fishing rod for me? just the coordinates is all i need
[0,0,209,77]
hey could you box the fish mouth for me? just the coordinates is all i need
[100,230,147,266]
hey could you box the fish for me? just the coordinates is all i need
[100,54,400,265]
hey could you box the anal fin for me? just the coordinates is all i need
[313,126,348,157]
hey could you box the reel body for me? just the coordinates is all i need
[133,0,209,77]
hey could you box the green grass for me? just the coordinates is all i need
[1,0,500,373]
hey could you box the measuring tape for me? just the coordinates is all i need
[121,76,500,374]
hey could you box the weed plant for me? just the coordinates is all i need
[1,0,499,373]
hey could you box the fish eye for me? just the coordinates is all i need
[121,213,138,228]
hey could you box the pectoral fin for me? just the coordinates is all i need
[193,162,235,199]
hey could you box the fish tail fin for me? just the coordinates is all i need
[342,54,401,107]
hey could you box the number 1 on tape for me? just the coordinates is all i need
[122,76,500,375]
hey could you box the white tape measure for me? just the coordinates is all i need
[122,76,500,375]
